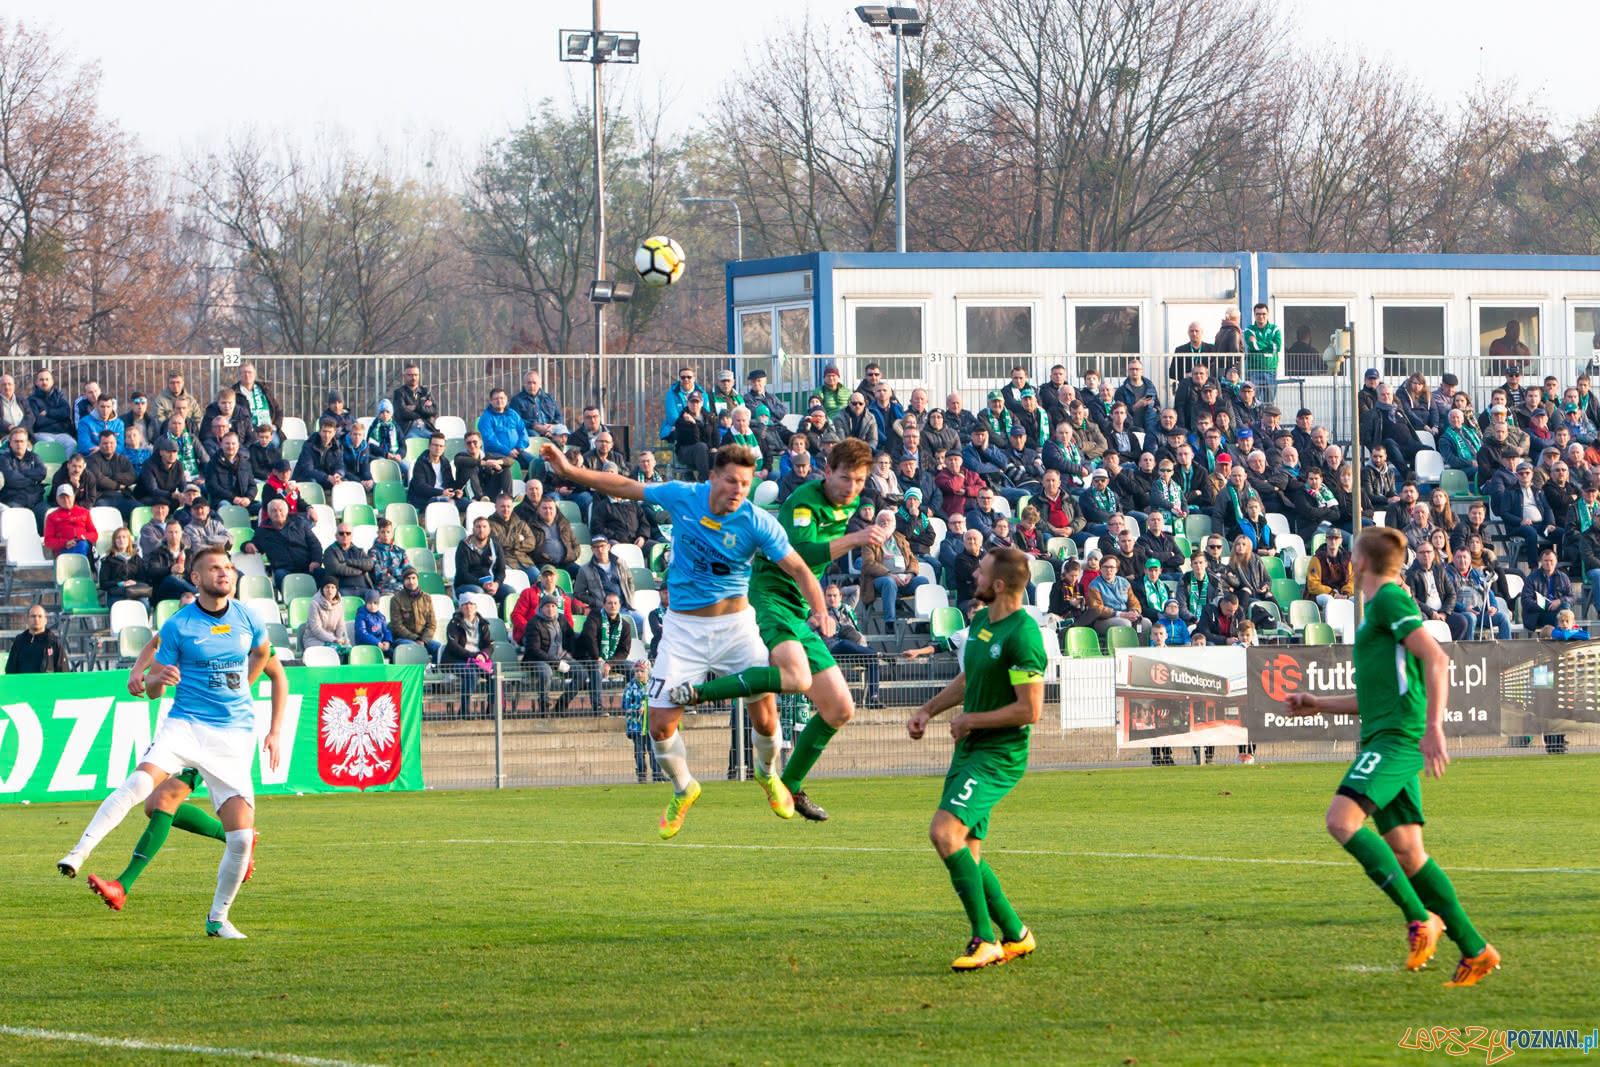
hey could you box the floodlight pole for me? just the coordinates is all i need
[894,25,906,253]
[1348,320,1363,628]
[592,0,607,406]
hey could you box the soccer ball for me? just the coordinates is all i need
[635,236,686,287]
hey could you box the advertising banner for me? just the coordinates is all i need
[0,665,424,805]
[1115,648,1248,748]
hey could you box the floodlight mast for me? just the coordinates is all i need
[855,5,925,253]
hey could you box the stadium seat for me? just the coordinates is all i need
[417,571,447,595]
[55,554,92,587]
[556,500,583,526]
[351,526,378,550]
[232,552,267,579]
[1261,556,1286,582]
[632,588,660,617]
[395,524,428,550]
[1439,468,1474,499]
[154,599,181,628]
[424,501,462,533]
[117,624,153,663]
[342,597,362,621]
[753,481,779,507]
[443,438,467,459]
[287,598,311,629]
[1303,621,1337,645]
[611,543,646,571]
[374,482,407,512]
[1033,581,1053,611]
[281,572,318,605]
[385,502,420,528]
[331,481,368,516]
[392,642,431,665]
[1264,512,1291,543]
[245,599,281,629]
[1270,578,1301,610]
[1421,618,1452,643]
[1028,559,1055,586]
[33,439,67,464]
[631,566,657,592]
[217,503,251,528]
[302,646,341,668]
[1045,536,1075,559]
[348,644,384,666]
[109,599,150,635]
[464,500,495,528]
[1106,626,1141,652]
[436,415,468,439]
[406,547,437,572]
[553,570,572,593]
[229,526,255,549]
[912,583,950,621]
[404,437,430,462]
[59,576,107,635]
[1184,514,1213,541]
[280,416,309,441]
[295,482,326,506]
[430,594,457,629]
[1324,598,1356,642]
[236,573,273,603]
[370,459,402,484]
[1414,449,1444,485]
[281,439,303,463]
[1065,626,1104,658]
[1288,599,1321,633]
[344,503,376,529]
[434,524,465,555]
[930,606,964,644]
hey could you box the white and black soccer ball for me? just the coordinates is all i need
[634,235,686,287]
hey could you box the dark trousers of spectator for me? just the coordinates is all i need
[526,662,574,717]
[677,443,710,482]
[1382,437,1419,475]
[1440,610,1472,641]
[1526,606,1565,629]
[100,493,138,522]
[831,638,881,702]
[154,575,196,602]
[631,732,665,783]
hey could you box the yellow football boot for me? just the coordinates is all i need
[951,938,1005,972]
[1001,927,1037,962]
[658,780,702,840]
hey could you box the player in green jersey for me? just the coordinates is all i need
[1287,527,1499,986]
[671,438,888,820]
[908,547,1046,972]
[77,633,254,912]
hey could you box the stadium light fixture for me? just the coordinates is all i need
[564,32,591,57]
[595,33,619,57]
[589,280,635,304]
[853,4,925,252]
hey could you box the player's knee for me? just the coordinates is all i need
[1324,807,1358,841]
[825,702,854,728]
[143,793,161,818]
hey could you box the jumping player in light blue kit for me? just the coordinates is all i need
[58,544,288,939]
[539,441,832,838]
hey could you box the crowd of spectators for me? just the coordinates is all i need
[4,341,1597,710]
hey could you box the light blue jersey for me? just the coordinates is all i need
[154,600,269,732]
[645,481,793,610]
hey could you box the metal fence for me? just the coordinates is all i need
[11,350,1598,457]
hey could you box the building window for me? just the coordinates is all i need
[1574,306,1600,365]
[1380,306,1446,377]
[778,307,811,355]
[852,306,922,379]
[1074,305,1140,354]
[740,310,773,355]
[1478,306,1539,369]
[1280,305,1348,376]
[964,305,1033,380]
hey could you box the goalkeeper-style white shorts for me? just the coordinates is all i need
[647,607,767,709]
[139,715,257,812]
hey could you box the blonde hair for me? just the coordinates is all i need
[1355,526,1408,577]
[1556,609,1576,629]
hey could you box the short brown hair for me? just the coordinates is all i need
[986,545,1030,596]
[1354,526,1407,577]
[712,444,759,471]
[187,544,232,581]
[826,437,872,473]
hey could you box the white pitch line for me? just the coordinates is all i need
[0,1025,383,1067]
[360,837,1600,876]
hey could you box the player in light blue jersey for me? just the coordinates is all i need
[541,441,832,838]
[59,544,287,939]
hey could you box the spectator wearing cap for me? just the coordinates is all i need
[512,564,578,644]
[978,389,1014,442]
[136,437,195,510]
[509,369,563,438]
[659,366,711,441]
[389,567,441,660]
[574,532,644,633]
[318,390,357,437]
[742,369,786,421]
[248,497,323,588]
[1288,407,1317,460]
[934,450,985,521]
[368,398,406,471]
[815,364,849,420]
[44,483,96,557]
[519,591,577,716]
[76,395,124,456]
[294,416,346,490]
[669,388,718,482]
[707,369,743,419]
[1357,367,1382,415]
[181,497,230,553]
[1494,460,1559,565]
[1002,424,1046,491]
[1078,467,1122,537]
[1559,392,1597,446]
[1135,558,1176,625]
[1524,404,1554,451]
[1430,373,1461,424]
[920,406,960,462]
[355,588,395,659]
[894,450,940,514]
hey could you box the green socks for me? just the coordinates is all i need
[979,860,1024,943]
[693,666,784,703]
[1342,827,1429,923]
[117,809,173,889]
[1409,859,1487,957]
[780,717,837,792]
[115,804,228,891]
[942,849,994,943]
[173,802,227,841]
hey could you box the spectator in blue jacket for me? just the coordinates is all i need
[76,395,124,455]
[25,369,75,449]
[477,388,530,468]
[509,369,563,438]
[962,426,1025,503]
[355,589,395,659]
[1493,461,1560,564]
[293,417,346,490]
[659,366,711,441]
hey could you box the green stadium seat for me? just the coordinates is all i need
[1106,626,1141,652]
[396,524,428,550]
[343,504,376,528]
[404,437,430,462]
[1271,578,1302,611]
[1184,514,1213,542]
[33,440,67,464]
[1303,621,1337,645]
[55,555,92,587]
[154,599,181,628]
[392,642,431,665]
[294,481,326,505]
[374,483,407,512]
[281,572,318,606]
[117,624,153,662]
[930,606,964,643]
[417,572,447,595]
[218,504,251,527]
[1065,626,1104,658]
[287,597,311,630]
[342,597,361,621]
[348,644,385,666]
[1261,556,1286,581]
[369,459,402,484]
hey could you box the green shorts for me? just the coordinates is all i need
[1336,734,1425,834]
[754,597,836,675]
[939,744,1026,840]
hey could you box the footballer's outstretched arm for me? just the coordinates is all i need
[540,443,643,501]
[127,635,160,696]
[256,645,289,770]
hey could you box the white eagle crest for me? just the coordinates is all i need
[320,690,399,780]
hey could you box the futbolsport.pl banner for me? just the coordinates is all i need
[1247,640,1600,741]
[0,665,424,805]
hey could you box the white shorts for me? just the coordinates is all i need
[139,716,257,813]
[649,607,768,708]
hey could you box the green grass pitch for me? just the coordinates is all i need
[2,756,1597,1066]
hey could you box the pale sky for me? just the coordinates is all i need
[8,0,1592,175]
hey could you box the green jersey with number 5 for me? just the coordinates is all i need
[1352,580,1427,744]
[958,607,1048,759]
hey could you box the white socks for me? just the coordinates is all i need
[210,829,253,922]
[651,731,694,792]
[751,728,781,779]
[73,769,155,857]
